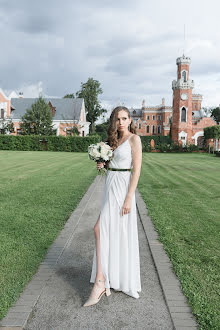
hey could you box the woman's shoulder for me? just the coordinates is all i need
[129,133,141,144]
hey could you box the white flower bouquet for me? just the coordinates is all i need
[88,141,113,175]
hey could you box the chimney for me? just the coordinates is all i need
[162,98,165,106]
[19,92,23,99]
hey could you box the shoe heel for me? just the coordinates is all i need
[105,288,111,296]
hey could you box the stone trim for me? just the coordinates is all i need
[136,190,199,329]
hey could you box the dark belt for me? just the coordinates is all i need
[108,168,132,171]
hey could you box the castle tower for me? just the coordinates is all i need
[171,54,194,145]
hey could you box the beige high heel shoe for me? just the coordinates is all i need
[83,279,111,307]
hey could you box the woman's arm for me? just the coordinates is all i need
[121,134,142,216]
[126,134,142,199]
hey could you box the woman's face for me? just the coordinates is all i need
[116,110,131,132]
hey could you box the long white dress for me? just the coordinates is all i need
[90,135,141,299]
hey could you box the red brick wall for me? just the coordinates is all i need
[172,89,193,143]
[177,64,189,80]
[134,111,171,136]
[192,99,202,111]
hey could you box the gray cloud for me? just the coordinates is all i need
[0,0,219,111]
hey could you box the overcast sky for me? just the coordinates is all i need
[0,0,220,120]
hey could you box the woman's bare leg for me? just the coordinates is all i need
[83,214,109,305]
[86,215,105,301]
[94,214,105,283]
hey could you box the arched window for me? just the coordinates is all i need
[139,123,141,129]
[181,107,186,122]
[152,125,155,134]
[182,71,187,82]
[146,125,150,133]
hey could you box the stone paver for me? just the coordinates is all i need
[0,175,199,329]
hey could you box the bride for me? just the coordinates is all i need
[83,106,142,307]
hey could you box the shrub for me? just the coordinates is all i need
[0,135,101,152]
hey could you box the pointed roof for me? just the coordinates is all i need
[10,98,84,121]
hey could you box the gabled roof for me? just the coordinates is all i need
[129,108,142,117]
[10,98,84,121]
[0,88,9,100]
[192,109,207,118]
[9,91,19,99]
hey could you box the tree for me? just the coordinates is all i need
[76,77,107,134]
[20,96,55,135]
[204,125,220,153]
[211,107,220,124]
[95,118,110,141]
[63,93,75,98]
[70,126,80,136]
[0,118,14,135]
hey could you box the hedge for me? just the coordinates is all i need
[0,134,204,153]
[204,125,220,139]
[0,135,101,152]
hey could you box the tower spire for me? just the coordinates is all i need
[183,24,186,56]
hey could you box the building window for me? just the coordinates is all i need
[147,115,150,120]
[138,123,141,129]
[181,107,186,122]
[157,125,161,134]
[153,115,155,120]
[66,129,72,136]
[146,125,150,133]
[1,109,4,119]
[152,125,155,134]
[133,110,136,115]
[182,70,187,82]
[157,115,161,120]
[194,104,197,110]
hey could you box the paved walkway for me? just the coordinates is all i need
[0,176,198,330]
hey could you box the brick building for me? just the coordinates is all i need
[0,89,90,136]
[130,98,172,137]
[130,55,217,147]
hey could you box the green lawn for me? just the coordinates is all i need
[0,150,97,320]
[138,153,220,330]
[0,151,219,329]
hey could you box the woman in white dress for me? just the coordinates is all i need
[83,106,142,307]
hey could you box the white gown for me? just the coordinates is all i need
[90,135,141,299]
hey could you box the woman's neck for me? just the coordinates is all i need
[119,130,130,139]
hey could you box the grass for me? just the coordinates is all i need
[0,150,97,320]
[138,152,220,330]
[0,150,219,329]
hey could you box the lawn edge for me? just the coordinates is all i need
[0,176,101,329]
[136,188,199,330]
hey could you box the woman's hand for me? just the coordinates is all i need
[97,161,105,171]
[121,196,132,216]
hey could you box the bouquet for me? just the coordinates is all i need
[88,141,113,175]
